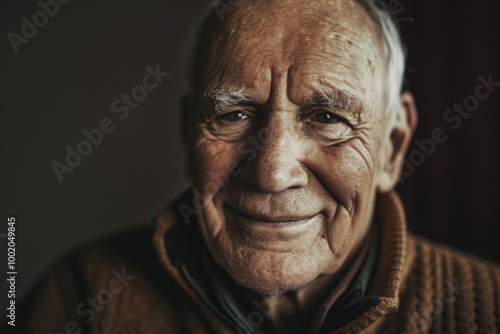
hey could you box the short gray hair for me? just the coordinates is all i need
[357,0,407,127]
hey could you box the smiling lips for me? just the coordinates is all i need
[229,205,318,224]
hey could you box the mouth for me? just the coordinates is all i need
[227,205,321,232]
[231,206,314,223]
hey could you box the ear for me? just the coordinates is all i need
[376,91,418,193]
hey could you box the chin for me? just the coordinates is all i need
[198,198,340,294]
[219,245,330,295]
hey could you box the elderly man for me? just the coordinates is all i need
[13,0,500,333]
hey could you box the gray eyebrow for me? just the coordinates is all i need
[304,90,361,112]
[206,89,257,114]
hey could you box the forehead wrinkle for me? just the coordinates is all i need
[219,0,385,54]
[296,51,372,79]
[203,54,272,96]
[205,45,374,107]
[287,59,370,108]
[208,0,385,70]
[213,10,382,75]
[201,0,387,117]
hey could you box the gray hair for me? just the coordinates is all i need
[357,0,407,127]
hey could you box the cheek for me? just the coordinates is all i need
[307,141,377,260]
[191,134,242,197]
[309,140,376,207]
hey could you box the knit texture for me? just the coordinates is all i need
[7,191,500,333]
[378,234,500,334]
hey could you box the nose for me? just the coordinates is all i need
[240,114,308,193]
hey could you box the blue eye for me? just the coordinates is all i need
[218,111,248,121]
[312,112,338,124]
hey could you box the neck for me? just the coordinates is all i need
[225,232,373,333]
[259,273,340,333]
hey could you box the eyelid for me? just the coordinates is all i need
[303,109,347,123]
[215,105,260,117]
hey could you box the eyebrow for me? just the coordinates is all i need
[205,89,257,114]
[304,90,361,112]
[204,88,362,114]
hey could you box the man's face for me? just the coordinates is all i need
[188,0,392,294]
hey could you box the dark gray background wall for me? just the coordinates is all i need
[0,0,212,317]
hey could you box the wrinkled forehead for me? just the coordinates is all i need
[219,0,382,52]
[200,0,385,94]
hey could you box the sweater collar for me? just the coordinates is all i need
[152,190,407,333]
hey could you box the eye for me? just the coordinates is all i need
[217,111,249,122]
[311,112,339,124]
[207,108,260,141]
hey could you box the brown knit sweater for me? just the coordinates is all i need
[9,192,500,333]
